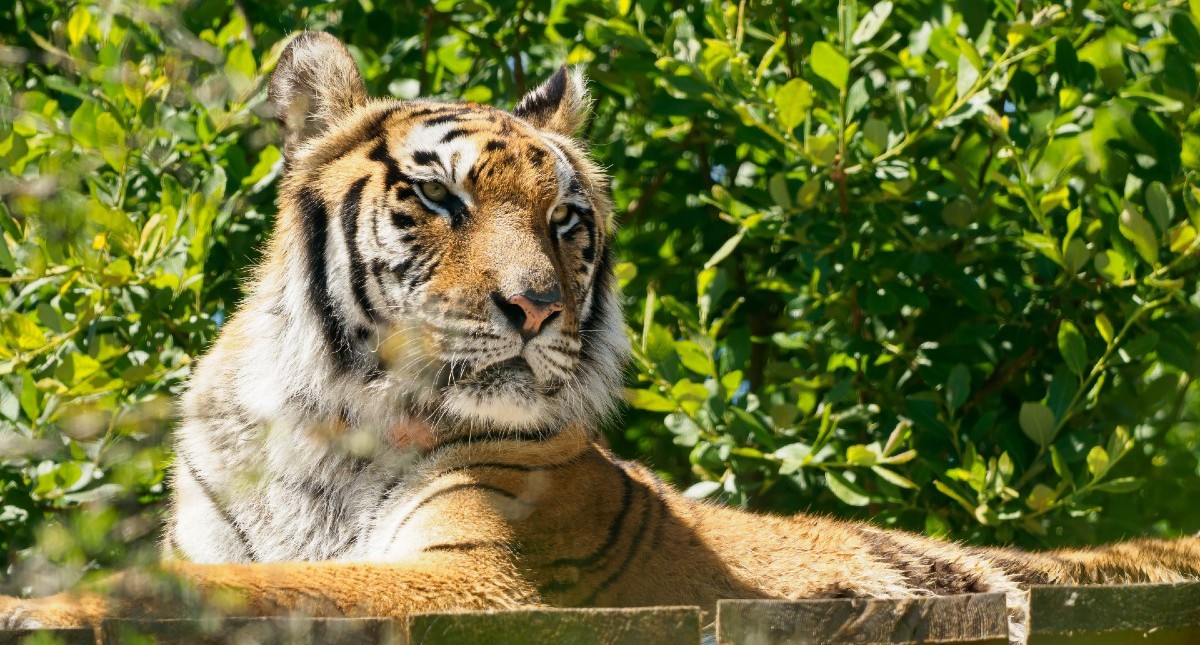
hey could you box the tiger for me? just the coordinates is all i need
[2,31,1198,643]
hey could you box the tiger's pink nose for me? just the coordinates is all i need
[495,290,564,339]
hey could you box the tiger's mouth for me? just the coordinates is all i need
[449,356,565,396]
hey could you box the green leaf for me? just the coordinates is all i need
[824,471,870,506]
[945,364,970,412]
[1026,483,1057,512]
[933,480,976,513]
[1146,182,1174,232]
[956,53,979,99]
[775,442,812,475]
[704,228,746,269]
[756,32,788,82]
[675,340,712,375]
[1095,314,1114,345]
[69,101,100,149]
[871,466,917,489]
[846,444,877,466]
[1050,445,1071,483]
[851,1,893,45]
[1086,446,1109,478]
[67,6,92,46]
[664,413,701,447]
[1119,202,1159,265]
[95,112,126,172]
[775,78,813,132]
[683,480,722,499]
[19,372,38,422]
[1064,238,1089,273]
[225,41,257,96]
[1057,321,1088,377]
[768,173,792,209]
[810,42,849,90]
[1019,402,1057,447]
[1093,250,1128,283]
[1092,477,1143,493]
[625,388,675,412]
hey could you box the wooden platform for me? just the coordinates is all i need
[2,582,1197,644]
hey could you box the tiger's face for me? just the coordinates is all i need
[264,33,626,437]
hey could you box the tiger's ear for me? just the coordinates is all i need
[512,66,591,136]
[269,32,367,156]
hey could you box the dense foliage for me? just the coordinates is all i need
[2,0,1200,590]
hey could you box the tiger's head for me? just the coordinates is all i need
[251,32,626,442]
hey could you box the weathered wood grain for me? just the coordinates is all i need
[1027,582,1200,645]
[101,616,397,644]
[716,594,1009,645]
[0,628,96,645]
[404,606,701,645]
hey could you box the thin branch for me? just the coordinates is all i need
[418,6,435,95]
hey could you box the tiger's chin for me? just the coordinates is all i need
[407,357,576,435]
[440,370,568,431]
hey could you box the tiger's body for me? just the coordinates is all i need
[3,31,1198,642]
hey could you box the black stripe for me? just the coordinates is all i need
[299,189,357,372]
[392,211,417,229]
[859,528,986,594]
[408,253,441,289]
[440,127,471,142]
[341,178,375,323]
[527,146,547,167]
[485,139,507,151]
[412,150,440,167]
[577,212,596,263]
[387,257,416,281]
[578,244,613,365]
[183,460,257,562]
[581,464,657,605]
[386,483,527,546]
[437,454,585,477]
[308,105,402,172]
[422,540,518,555]
[422,111,468,127]
[369,139,404,187]
[546,461,634,569]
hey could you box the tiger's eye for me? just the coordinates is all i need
[421,182,448,201]
[550,204,571,223]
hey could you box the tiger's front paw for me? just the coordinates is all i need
[0,593,106,630]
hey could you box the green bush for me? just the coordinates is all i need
[2,0,1200,585]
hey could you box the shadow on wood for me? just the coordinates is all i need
[406,606,700,645]
[716,593,1008,645]
[103,617,396,644]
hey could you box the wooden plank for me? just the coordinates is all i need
[716,594,1008,645]
[101,617,397,644]
[1028,583,1200,645]
[405,606,701,645]
[0,628,96,645]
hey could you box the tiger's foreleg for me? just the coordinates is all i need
[0,553,540,629]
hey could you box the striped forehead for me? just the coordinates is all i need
[396,117,484,187]
[374,105,582,197]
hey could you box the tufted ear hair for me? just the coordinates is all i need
[512,66,591,137]
[269,32,367,156]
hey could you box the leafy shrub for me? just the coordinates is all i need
[2,0,1199,587]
